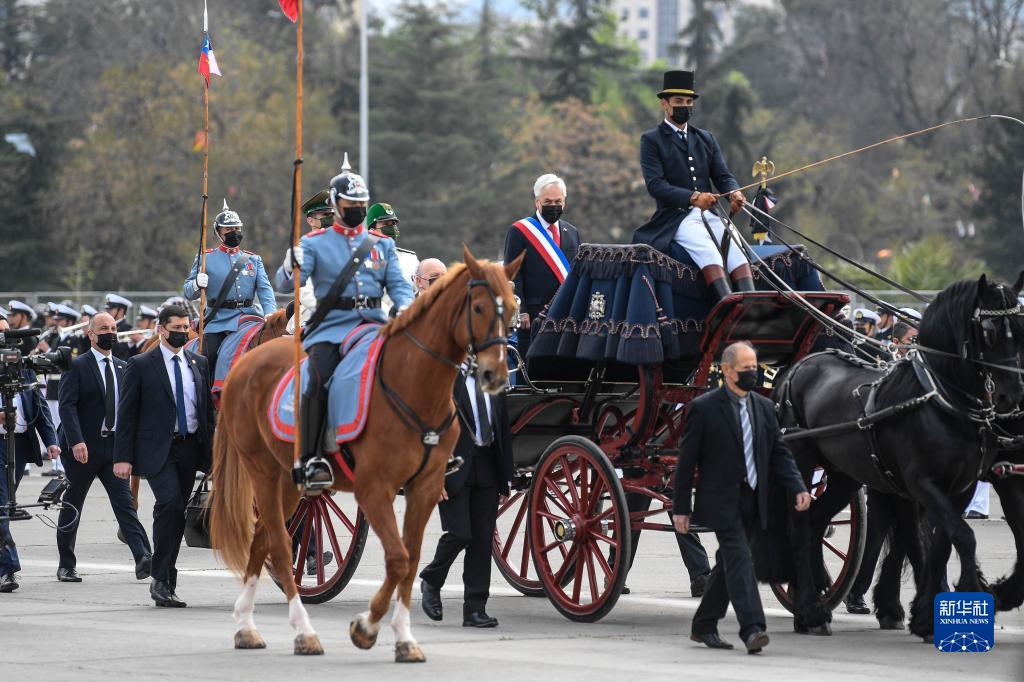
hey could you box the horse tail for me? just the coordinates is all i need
[207,423,255,577]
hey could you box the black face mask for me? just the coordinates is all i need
[95,332,117,351]
[735,369,759,392]
[540,204,564,224]
[221,230,243,248]
[165,330,190,349]
[671,105,692,126]
[341,206,367,228]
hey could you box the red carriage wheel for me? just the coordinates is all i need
[492,488,545,596]
[270,492,369,604]
[528,435,631,622]
[771,485,867,613]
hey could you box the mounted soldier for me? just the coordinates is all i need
[368,202,419,315]
[275,158,414,490]
[184,200,278,374]
[632,70,752,302]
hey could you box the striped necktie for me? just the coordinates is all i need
[739,399,757,489]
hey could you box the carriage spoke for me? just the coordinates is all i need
[519,534,531,577]
[560,456,582,509]
[591,532,619,549]
[294,505,314,585]
[287,499,308,536]
[823,538,847,561]
[578,464,590,515]
[593,506,616,523]
[501,495,529,559]
[543,516,570,559]
[314,499,326,583]
[543,479,575,516]
[571,542,585,602]
[589,538,613,580]
[319,498,346,564]
[552,544,579,586]
[584,541,599,602]
[497,491,524,517]
[536,508,568,522]
[322,494,356,534]
[586,476,605,517]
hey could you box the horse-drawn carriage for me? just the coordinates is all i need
[273,241,868,622]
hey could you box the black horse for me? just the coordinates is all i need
[766,274,1024,640]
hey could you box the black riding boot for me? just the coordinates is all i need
[730,263,756,293]
[298,392,333,492]
[702,265,733,303]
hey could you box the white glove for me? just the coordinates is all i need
[283,246,304,274]
[195,272,209,289]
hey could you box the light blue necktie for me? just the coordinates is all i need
[173,356,188,435]
[739,399,757,489]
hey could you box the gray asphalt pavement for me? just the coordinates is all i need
[2,472,1022,681]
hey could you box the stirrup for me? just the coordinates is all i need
[298,456,334,494]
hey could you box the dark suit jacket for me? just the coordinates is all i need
[672,386,806,530]
[503,217,580,320]
[446,377,514,497]
[57,351,127,471]
[0,369,58,466]
[112,318,135,361]
[632,123,741,252]
[113,346,215,477]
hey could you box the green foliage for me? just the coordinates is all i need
[887,234,986,290]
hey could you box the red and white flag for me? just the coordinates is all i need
[278,0,299,22]
[197,1,221,86]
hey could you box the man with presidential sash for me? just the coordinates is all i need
[502,174,580,356]
[183,200,277,375]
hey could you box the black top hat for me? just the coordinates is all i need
[658,70,699,99]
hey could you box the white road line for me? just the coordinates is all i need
[19,559,1023,636]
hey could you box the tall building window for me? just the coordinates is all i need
[639,7,649,18]
[621,9,629,20]
[639,29,649,40]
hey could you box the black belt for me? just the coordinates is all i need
[172,432,198,442]
[329,296,382,310]
[100,430,115,439]
[215,298,254,309]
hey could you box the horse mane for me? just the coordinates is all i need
[917,278,978,353]
[381,263,468,337]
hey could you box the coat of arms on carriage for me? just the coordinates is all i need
[588,291,606,320]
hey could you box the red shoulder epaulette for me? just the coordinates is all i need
[307,228,328,237]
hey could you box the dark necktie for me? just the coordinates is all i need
[739,399,757,489]
[103,357,116,431]
[473,380,493,446]
[172,355,188,435]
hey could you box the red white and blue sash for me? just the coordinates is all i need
[513,216,570,283]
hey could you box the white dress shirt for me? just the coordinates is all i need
[159,343,199,434]
[535,209,560,239]
[663,118,688,137]
[91,347,119,431]
[465,375,493,447]
[0,393,27,434]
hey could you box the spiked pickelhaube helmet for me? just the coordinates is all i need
[329,153,370,206]
[214,199,243,230]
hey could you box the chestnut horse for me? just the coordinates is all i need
[209,248,521,661]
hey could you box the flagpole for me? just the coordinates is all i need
[198,79,210,350]
[291,0,304,479]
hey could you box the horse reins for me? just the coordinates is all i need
[377,275,509,485]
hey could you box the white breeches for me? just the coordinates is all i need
[672,208,750,272]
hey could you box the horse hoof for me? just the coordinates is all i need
[234,628,267,649]
[395,641,426,663]
[922,634,934,644]
[294,633,324,656]
[350,618,379,650]
[878,617,904,631]
[807,623,832,636]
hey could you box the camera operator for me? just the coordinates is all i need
[0,312,61,594]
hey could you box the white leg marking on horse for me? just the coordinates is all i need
[391,601,416,644]
[233,576,259,631]
[357,610,381,636]
[288,596,316,637]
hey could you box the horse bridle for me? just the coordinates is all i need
[378,275,509,485]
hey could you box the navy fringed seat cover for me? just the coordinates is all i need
[528,242,823,365]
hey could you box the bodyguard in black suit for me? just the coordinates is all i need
[673,341,810,653]
[56,312,152,583]
[419,374,513,627]
[633,71,752,302]
[503,174,581,355]
[113,305,214,608]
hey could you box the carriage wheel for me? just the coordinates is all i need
[492,488,544,596]
[271,492,369,604]
[528,435,631,622]
[770,486,867,613]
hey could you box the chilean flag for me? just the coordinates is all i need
[198,2,221,86]
[279,0,299,22]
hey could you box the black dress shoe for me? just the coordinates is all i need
[691,573,709,598]
[689,632,734,649]
[57,567,82,583]
[964,511,988,520]
[844,593,870,614]
[743,629,770,654]
[420,579,442,621]
[463,610,498,628]
[306,551,334,576]
[150,579,186,608]
[135,555,152,580]
[0,572,19,593]
[621,585,631,595]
